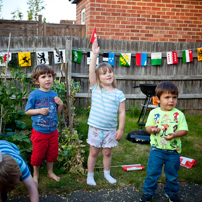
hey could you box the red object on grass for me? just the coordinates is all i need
[122,164,144,171]
[90,28,97,43]
[180,156,197,169]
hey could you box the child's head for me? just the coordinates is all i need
[0,154,22,193]
[95,62,117,89]
[31,64,56,85]
[155,81,179,111]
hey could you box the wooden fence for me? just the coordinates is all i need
[0,16,86,37]
[0,36,202,114]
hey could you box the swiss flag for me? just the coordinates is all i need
[90,28,97,43]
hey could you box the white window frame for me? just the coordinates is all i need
[81,8,85,24]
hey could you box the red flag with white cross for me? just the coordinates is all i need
[90,28,97,43]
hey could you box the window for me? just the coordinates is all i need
[81,8,85,24]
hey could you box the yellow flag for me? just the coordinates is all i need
[197,48,202,61]
[18,52,31,67]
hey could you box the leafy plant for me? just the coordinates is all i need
[51,80,81,127]
[11,9,24,20]
[0,67,30,132]
[27,0,46,21]
[57,127,86,173]
[0,132,32,164]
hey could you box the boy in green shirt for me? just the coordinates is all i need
[140,81,188,202]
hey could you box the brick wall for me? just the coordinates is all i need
[75,0,202,42]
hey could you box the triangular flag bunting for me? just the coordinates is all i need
[72,50,82,63]
[167,51,178,65]
[119,53,131,66]
[37,51,49,64]
[136,53,147,66]
[108,53,115,66]
[182,50,193,63]
[18,52,31,67]
[197,48,202,61]
[87,51,99,65]
[90,28,97,43]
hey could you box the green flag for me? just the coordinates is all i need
[151,52,162,65]
[119,53,131,66]
[72,50,82,63]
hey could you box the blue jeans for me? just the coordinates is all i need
[143,147,180,196]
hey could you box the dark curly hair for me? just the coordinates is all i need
[31,64,56,84]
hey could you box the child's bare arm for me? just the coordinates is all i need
[164,130,188,140]
[146,126,161,134]
[25,108,49,115]
[22,175,39,202]
[116,101,125,141]
[54,97,63,114]
[89,40,99,87]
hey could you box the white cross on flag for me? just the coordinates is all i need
[90,28,97,43]
[167,51,178,64]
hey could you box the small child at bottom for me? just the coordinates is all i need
[0,140,39,202]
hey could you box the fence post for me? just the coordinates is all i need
[38,15,43,36]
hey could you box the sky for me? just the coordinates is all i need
[1,0,76,23]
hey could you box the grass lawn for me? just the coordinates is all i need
[9,109,202,198]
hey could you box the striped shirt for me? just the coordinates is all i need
[0,140,31,181]
[88,85,126,130]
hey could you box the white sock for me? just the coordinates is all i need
[104,170,117,184]
[87,172,96,186]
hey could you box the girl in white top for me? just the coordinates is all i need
[87,40,126,186]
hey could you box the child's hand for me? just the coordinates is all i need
[54,97,63,106]
[92,40,100,55]
[164,133,175,140]
[40,108,49,115]
[151,125,161,134]
[116,129,123,141]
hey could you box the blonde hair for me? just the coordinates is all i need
[0,154,22,192]
[31,64,56,85]
[95,62,117,89]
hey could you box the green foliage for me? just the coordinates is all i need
[0,67,30,131]
[51,79,81,126]
[57,127,86,174]
[27,0,46,21]
[126,100,141,118]
[0,132,32,163]
[11,9,24,20]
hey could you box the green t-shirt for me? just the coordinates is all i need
[146,107,188,153]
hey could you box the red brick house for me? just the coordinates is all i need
[69,0,202,42]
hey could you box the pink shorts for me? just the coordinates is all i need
[87,126,118,148]
[31,128,58,166]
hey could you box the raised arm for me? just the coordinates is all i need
[89,40,100,87]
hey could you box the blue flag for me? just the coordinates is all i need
[108,52,115,66]
[136,53,147,66]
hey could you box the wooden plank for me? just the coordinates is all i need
[75,93,202,99]
[71,73,202,81]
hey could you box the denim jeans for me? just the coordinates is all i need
[143,146,180,196]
